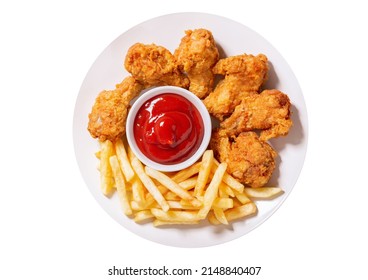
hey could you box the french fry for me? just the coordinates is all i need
[209,203,257,225]
[194,150,213,197]
[180,198,202,208]
[219,183,235,197]
[167,201,198,210]
[244,187,284,199]
[151,208,199,223]
[131,177,146,206]
[131,200,144,211]
[109,155,132,215]
[208,211,220,225]
[170,162,201,183]
[99,140,115,196]
[235,191,252,204]
[95,144,282,227]
[145,166,195,201]
[178,176,198,190]
[114,138,135,182]
[197,163,227,219]
[213,207,228,225]
[134,210,154,223]
[131,157,169,212]
[224,202,257,222]
[221,172,244,193]
[164,191,181,201]
[153,219,200,227]
[213,197,233,209]
[213,159,244,193]
[127,145,140,163]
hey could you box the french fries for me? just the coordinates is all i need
[99,140,115,196]
[244,187,284,199]
[130,157,169,212]
[95,137,283,226]
[145,166,195,201]
[109,155,132,216]
[194,150,213,197]
[197,163,227,219]
[114,139,135,182]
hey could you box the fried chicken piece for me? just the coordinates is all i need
[210,129,277,188]
[203,53,269,120]
[220,89,292,141]
[124,43,189,88]
[87,76,143,142]
[174,29,219,98]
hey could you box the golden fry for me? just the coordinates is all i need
[213,197,233,209]
[178,177,198,190]
[197,163,227,219]
[131,157,169,212]
[109,155,132,215]
[244,187,283,199]
[99,140,115,196]
[131,177,146,207]
[212,159,244,193]
[170,162,201,183]
[153,219,200,227]
[224,202,257,222]
[114,138,135,182]
[213,207,228,225]
[145,166,195,201]
[151,208,200,223]
[134,210,154,223]
[194,150,214,197]
[96,138,281,226]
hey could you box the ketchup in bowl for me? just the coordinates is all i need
[133,93,204,164]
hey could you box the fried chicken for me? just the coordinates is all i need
[174,29,219,98]
[210,129,277,188]
[203,53,269,120]
[220,89,292,141]
[124,43,189,88]
[87,76,143,142]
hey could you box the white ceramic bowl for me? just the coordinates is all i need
[126,86,212,172]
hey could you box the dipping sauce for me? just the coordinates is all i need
[133,93,204,164]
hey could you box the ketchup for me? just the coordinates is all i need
[133,93,204,164]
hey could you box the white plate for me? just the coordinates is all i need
[73,12,308,248]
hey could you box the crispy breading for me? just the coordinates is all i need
[210,129,277,188]
[220,89,292,140]
[203,53,269,120]
[174,29,219,98]
[124,43,189,88]
[87,77,143,142]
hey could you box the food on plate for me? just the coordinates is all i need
[220,89,292,140]
[130,150,170,212]
[210,129,277,188]
[243,187,283,199]
[145,166,198,203]
[87,77,143,142]
[114,138,135,182]
[98,140,115,196]
[174,29,219,98]
[197,162,227,219]
[95,137,282,225]
[124,43,189,88]
[203,53,269,120]
[208,202,257,225]
[86,27,292,227]
[109,155,133,215]
[132,93,204,164]
[194,150,214,197]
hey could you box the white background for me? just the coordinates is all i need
[1,1,367,279]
